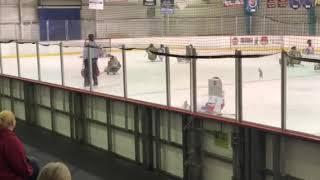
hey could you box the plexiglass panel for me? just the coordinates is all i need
[39,44,62,84]
[18,43,38,80]
[93,47,124,97]
[126,49,166,105]
[63,45,84,89]
[1,43,18,76]
[197,58,235,118]
[242,54,281,127]
[170,56,191,109]
[287,60,320,135]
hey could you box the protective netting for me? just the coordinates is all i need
[0,0,320,57]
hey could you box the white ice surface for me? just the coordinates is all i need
[2,51,320,136]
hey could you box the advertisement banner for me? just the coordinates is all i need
[224,0,244,6]
[231,36,256,46]
[160,0,174,15]
[267,0,277,8]
[89,0,104,10]
[278,0,288,7]
[301,0,314,8]
[289,0,301,9]
[230,36,283,48]
[246,0,259,12]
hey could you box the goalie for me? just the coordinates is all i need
[200,77,225,115]
[105,55,121,75]
[288,46,302,66]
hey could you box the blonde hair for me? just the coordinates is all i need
[37,162,71,180]
[0,110,16,129]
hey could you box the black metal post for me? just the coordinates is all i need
[281,50,287,130]
[165,47,171,106]
[141,106,153,170]
[235,50,243,122]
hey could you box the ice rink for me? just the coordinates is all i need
[1,43,320,136]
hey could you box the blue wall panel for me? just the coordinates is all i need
[38,8,81,41]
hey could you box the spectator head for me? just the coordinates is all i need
[88,34,95,41]
[160,44,164,48]
[291,46,297,50]
[37,162,71,180]
[307,39,312,46]
[0,110,16,131]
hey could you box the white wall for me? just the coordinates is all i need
[0,0,319,40]
[94,2,246,38]
[0,0,39,40]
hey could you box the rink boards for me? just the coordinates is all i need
[1,35,320,58]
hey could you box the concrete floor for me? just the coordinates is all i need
[16,122,174,180]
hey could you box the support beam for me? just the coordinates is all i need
[24,82,37,125]
[244,0,252,35]
[134,105,141,163]
[122,45,128,99]
[281,50,287,130]
[18,0,23,39]
[141,107,153,170]
[235,50,243,122]
[183,117,202,180]
[273,135,281,180]
[232,127,243,180]
[250,129,266,180]
[106,99,113,151]
[72,92,87,143]
[155,110,161,170]
[0,43,3,74]
[165,47,171,107]
[16,42,21,77]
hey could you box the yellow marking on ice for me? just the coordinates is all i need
[2,52,80,59]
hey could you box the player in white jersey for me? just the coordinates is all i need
[158,44,165,62]
[304,39,320,70]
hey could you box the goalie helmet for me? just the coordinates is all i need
[208,77,224,98]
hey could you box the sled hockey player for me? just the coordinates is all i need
[200,77,225,115]
[303,39,320,70]
[304,39,314,55]
[158,44,165,62]
[177,57,188,63]
[178,44,194,63]
[105,55,121,75]
[287,46,302,67]
[182,100,190,110]
[146,43,158,62]
[258,67,263,80]
[304,39,315,55]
